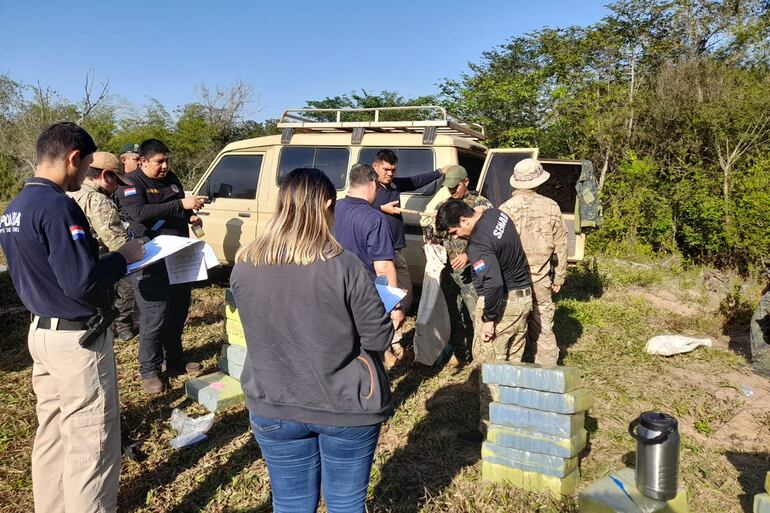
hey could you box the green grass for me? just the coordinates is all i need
[0,257,768,512]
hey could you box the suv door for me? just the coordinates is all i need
[194,153,264,263]
[477,149,585,262]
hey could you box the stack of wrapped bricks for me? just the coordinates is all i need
[481,362,593,496]
[185,289,245,411]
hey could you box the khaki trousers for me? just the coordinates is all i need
[394,249,413,312]
[28,318,121,513]
[528,280,560,366]
[392,249,413,345]
[474,294,532,433]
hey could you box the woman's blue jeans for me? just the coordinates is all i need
[249,412,381,513]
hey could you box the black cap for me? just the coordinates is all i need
[640,411,678,432]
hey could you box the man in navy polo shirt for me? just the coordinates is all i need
[0,122,144,512]
[334,163,403,365]
[372,149,448,314]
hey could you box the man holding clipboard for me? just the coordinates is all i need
[117,139,208,394]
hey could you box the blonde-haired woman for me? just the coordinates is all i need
[231,168,394,513]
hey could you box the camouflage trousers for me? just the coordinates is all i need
[750,289,770,375]
[441,265,477,361]
[114,276,137,333]
[474,293,532,433]
[527,280,560,366]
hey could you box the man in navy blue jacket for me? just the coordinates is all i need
[372,149,447,350]
[117,139,208,394]
[0,122,144,512]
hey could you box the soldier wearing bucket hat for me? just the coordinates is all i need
[68,151,138,341]
[500,158,567,366]
[119,143,141,173]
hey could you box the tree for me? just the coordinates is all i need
[304,90,438,122]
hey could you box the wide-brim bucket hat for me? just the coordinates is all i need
[510,157,550,189]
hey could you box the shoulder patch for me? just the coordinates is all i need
[69,225,86,240]
[472,259,487,272]
[123,187,137,197]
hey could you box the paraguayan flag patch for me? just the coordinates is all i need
[69,225,86,240]
[123,187,137,197]
[472,259,486,272]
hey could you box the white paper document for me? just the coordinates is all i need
[126,235,219,284]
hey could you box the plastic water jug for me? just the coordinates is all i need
[628,411,680,500]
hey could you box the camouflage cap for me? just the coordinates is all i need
[511,158,550,189]
[444,165,468,188]
[91,151,129,186]
[119,143,140,155]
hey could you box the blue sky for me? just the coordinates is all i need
[0,0,610,121]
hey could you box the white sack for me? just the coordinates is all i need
[645,335,712,356]
[413,244,451,365]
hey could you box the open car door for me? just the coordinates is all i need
[477,148,586,262]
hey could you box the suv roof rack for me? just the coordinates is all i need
[277,105,486,142]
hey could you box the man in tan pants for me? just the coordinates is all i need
[436,200,532,442]
[500,158,567,366]
[0,122,144,512]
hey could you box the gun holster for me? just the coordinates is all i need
[79,307,119,348]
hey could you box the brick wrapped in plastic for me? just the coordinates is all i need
[221,343,247,366]
[579,468,689,512]
[482,441,578,478]
[185,371,244,412]
[225,317,246,346]
[486,423,587,458]
[757,493,770,513]
[482,362,583,393]
[218,357,244,381]
[489,402,585,438]
[489,384,593,413]
[481,459,579,495]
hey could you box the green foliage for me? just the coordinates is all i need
[304,90,439,122]
[594,153,676,253]
[0,154,22,201]
[442,0,770,269]
[730,156,770,265]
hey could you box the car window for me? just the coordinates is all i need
[201,154,263,200]
[278,147,350,189]
[358,148,436,194]
[480,153,533,208]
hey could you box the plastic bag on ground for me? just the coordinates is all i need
[169,408,215,448]
[645,335,712,356]
[413,244,451,365]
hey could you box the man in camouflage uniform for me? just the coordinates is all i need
[423,165,492,365]
[500,158,567,366]
[68,151,138,341]
[119,143,141,174]
[750,266,770,375]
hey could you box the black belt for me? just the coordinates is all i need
[36,317,87,331]
[509,288,532,298]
